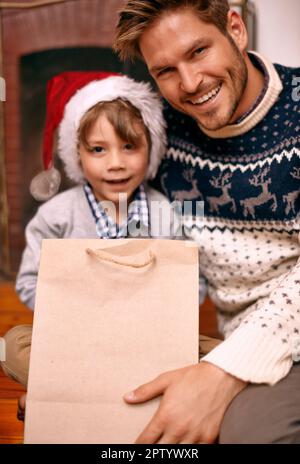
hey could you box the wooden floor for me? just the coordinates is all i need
[0,280,217,444]
[0,281,33,444]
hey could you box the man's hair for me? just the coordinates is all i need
[78,98,151,152]
[114,0,230,62]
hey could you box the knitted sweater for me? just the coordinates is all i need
[153,52,300,385]
[16,185,181,311]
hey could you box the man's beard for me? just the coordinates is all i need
[196,38,248,131]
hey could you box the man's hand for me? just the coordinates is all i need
[124,362,247,444]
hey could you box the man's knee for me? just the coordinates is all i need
[220,414,300,444]
[0,324,32,388]
[219,395,260,444]
[219,377,300,444]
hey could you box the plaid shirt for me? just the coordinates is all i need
[84,183,149,239]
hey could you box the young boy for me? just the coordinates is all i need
[0,71,182,393]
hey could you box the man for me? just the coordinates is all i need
[114,0,300,444]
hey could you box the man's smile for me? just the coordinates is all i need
[187,83,222,106]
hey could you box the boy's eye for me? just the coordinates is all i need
[124,143,134,150]
[90,146,104,153]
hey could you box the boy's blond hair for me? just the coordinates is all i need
[78,98,151,153]
[114,0,230,62]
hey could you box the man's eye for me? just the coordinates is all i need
[193,47,205,56]
[157,67,172,77]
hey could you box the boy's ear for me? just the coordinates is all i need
[77,150,82,167]
[226,10,248,52]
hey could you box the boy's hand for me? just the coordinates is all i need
[124,362,247,444]
[17,393,27,421]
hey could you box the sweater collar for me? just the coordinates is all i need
[199,51,283,139]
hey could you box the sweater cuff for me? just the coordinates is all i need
[201,324,293,385]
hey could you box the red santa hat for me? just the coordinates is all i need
[30,71,167,201]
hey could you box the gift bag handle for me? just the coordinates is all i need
[86,248,155,269]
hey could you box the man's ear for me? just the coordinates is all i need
[226,10,248,52]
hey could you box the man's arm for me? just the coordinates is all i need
[202,256,300,386]
[124,361,246,444]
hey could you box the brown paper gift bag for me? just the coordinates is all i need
[24,238,199,444]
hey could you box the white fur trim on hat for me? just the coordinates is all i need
[58,75,167,182]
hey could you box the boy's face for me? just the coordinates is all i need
[79,113,149,209]
[139,8,248,131]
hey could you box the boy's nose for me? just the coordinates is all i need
[107,150,126,170]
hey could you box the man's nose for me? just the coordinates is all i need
[179,65,203,94]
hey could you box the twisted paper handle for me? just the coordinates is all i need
[86,248,155,269]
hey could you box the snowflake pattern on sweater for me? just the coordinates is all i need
[151,52,300,385]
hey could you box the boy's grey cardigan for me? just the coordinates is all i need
[16,185,183,310]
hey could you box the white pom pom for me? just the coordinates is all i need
[30,167,61,201]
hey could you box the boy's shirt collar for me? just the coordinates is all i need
[84,182,149,239]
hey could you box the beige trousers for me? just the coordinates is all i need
[0,324,221,389]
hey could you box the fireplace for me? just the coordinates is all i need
[0,0,151,275]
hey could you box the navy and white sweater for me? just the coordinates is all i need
[152,52,300,385]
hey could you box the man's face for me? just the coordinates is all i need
[139,8,248,131]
